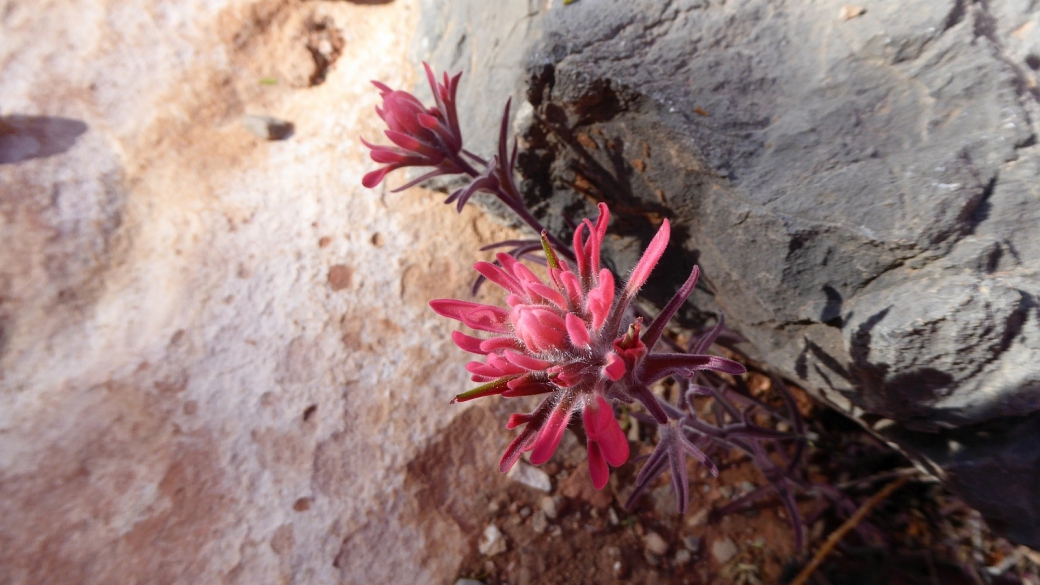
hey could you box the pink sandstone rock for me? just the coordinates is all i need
[0,1,516,583]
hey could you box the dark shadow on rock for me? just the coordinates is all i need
[879,410,1040,548]
[848,307,955,423]
[821,285,844,327]
[0,115,88,164]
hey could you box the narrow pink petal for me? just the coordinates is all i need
[502,350,551,371]
[583,396,629,470]
[572,222,589,281]
[500,429,538,473]
[384,129,430,153]
[565,313,591,347]
[529,403,573,465]
[602,352,626,381]
[586,269,615,331]
[496,252,521,274]
[590,203,610,273]
[582,395,610,440]
[478,337,519,352]
[559,271,584,309]
[430,299,510,333]
[510,261,542,288]
[527,282,566,308]
[451,331,487,354]
[625,219,670,297]
[417,112,445,131]
[474,261,524,295]
[598,414,630,467]
[581,219,596,275]
[368,148,407,164]
[465,361,505,378]
[502,378,554,398]
[506,413,534,429]
[362,166,394,188]
[586,442,609,490]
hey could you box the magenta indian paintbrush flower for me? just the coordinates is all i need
[431,203,747,489]
[360,63,473,191]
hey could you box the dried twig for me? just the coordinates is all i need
[790,476,910,585]
[834,467,924,490]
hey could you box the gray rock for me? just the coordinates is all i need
[455,580,486,585]
[682,535,701,552]
[415,0,1040,546]
[241,114,294,141]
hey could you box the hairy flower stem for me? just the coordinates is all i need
[455,156,571,255]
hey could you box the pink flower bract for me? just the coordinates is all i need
[431,204,746,489]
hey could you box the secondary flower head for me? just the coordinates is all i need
[361,63,467,191]
[431,204,746,489]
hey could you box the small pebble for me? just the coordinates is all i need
[675,549,692,565]
[683,535,702,552]
[478,524,507,557]
[539,495,559,519]
[644,550,661,567]
[686,508,709,527]
[519,506,531,518]
[644,531,669,556]
[839,4,866,20]
[738,481,756,495]
[712,537,739,564]
[531,510,548,534]
[607,507,619,526]
[776,421,791,432]
[718,486,734,499]
[507,461,552,492]
[241,114,293,140]
[454,579,485,585]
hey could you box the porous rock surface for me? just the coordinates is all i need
[1,1,518,583]
[415,0,1040,545]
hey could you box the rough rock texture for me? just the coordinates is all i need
[0,1,520,583]
[414,0,1040,546]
